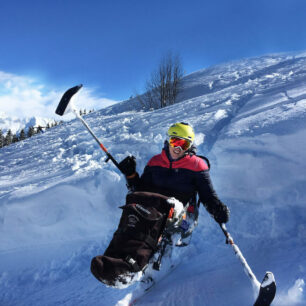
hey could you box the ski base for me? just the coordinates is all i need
[254,272,276,306]
[55,84,83,116]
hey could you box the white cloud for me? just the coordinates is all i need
[0,71,118,120]
[275,279,305,306]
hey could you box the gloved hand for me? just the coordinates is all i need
[118,155,136,177]
[214,202,230,224]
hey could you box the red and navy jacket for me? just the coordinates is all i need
[127,146,223,215]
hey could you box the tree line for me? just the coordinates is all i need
[0,121,62,148]
[0,109,95,149]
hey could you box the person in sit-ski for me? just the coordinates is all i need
[119,122,230,237]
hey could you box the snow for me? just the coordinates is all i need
[1,52,306,305]
[214,109,227,120]
[261,272,276,288]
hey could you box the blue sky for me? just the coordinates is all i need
[1,0,306,118]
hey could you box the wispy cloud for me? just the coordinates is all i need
[275,279,305,306]
[0,71,118,120]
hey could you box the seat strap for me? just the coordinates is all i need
[125,256,141,272]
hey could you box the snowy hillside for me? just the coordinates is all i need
[1,52,306,305]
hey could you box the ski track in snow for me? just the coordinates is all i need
[1,52,306,305]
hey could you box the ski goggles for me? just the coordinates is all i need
[169,136,192,150]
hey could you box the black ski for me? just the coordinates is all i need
[254,272,276,306]
[55,84,83,116]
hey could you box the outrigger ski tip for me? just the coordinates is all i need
[219,223,276,306]
[55,84,83,116]
[254,272,276,306]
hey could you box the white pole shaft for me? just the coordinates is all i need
[221,224,260,297]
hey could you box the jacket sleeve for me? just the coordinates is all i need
[125,165,151,192]
[125,172,140,191]
[195,169,225,217]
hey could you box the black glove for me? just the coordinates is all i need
[118,155,136,177]
[214,202,230,224]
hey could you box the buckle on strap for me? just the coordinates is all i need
[125,256,140,272]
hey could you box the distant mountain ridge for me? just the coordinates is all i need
[0,113,55,134]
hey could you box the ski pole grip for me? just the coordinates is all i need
[219,223,227,236]
[219,223,231,245]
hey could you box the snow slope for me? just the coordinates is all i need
[1,52,306,305]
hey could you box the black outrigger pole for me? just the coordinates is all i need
[55,85,122,173]
[219,223,276,306]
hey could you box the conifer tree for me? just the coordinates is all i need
[19,129,26,141]
[12,134,18,143]
[0,129,4,148]
[4,129,13,146]
[27,126,35,138]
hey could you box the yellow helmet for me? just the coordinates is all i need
[167,122,195,143]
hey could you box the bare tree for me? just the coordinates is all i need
[137,52,183,110]
[136,84,159,110]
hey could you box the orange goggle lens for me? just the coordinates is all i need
[169,137,191,150]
